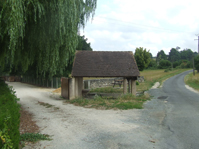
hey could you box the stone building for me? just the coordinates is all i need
[62,51,140,100]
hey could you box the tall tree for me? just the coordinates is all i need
[168,48,180,62]
[0,0,97,78]
[76,35,93,51]
[168,48,180,70]
[156,50,167,63]
[180,49,193,61]
[134,47,151,71]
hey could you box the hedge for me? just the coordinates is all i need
[0,80,20,149]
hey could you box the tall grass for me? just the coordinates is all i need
[184,72,199,91]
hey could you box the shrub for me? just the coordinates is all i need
[0,80,20,149]
[158,60,171,69]
[164,69,169,72]
[136,81,139,85]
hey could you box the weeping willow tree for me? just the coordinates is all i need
[0,0,97,78]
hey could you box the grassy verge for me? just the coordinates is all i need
[138,69,190,91]
[184,71,199,92]
[65,94,150,110]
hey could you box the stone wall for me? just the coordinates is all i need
[84,78,115,89]
[137,76,144,83]
[84,76,145,89]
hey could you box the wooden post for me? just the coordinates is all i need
[123,78,127,94]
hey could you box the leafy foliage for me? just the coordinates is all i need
[147,59,157,69]
[180,49,193,61]
[156,50,167,62]
[134,47,151,71]
[0,81,20,149]
[195,55,199,72]
[158,59,171,69]
[76,35,93,51]
[0,0,97,78]
[168,48,180,62]
[0,117,14,149]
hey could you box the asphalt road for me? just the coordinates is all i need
[149,70,199,149]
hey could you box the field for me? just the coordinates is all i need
[184,71,199,92]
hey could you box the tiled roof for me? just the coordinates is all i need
[71,51,140,77]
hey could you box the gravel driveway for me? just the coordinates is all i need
[8,72,198,149]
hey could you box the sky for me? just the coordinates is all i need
[80,0,199,57]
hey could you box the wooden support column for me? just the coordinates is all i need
[123,78,127,94]
[131,79,136,96]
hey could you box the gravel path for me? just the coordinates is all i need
[7,82,166,149]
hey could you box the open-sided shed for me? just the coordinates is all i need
[62,51,140,100]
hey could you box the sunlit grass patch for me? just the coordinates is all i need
[66,94,150,110]
[185,72,199,91]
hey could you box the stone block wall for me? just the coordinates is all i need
[83,77,145,89]
[84,78,117,89]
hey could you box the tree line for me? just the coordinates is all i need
[134,47,199,72]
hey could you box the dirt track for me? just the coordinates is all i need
[8,82,168,149]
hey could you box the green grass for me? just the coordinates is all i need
[20,133,51,142]
[184,71,199,91]
[65,94,150,110]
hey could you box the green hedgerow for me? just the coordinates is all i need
[0,80,20,149]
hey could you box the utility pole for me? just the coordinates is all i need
[193,54,195,76]
[195,34,199,54]
[193,34,199,75]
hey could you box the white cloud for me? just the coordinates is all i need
[81,0,199,56]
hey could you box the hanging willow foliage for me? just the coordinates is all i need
[0,0,97,78]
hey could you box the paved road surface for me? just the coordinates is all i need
[149,70,199,149]
[8,70,199,149]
